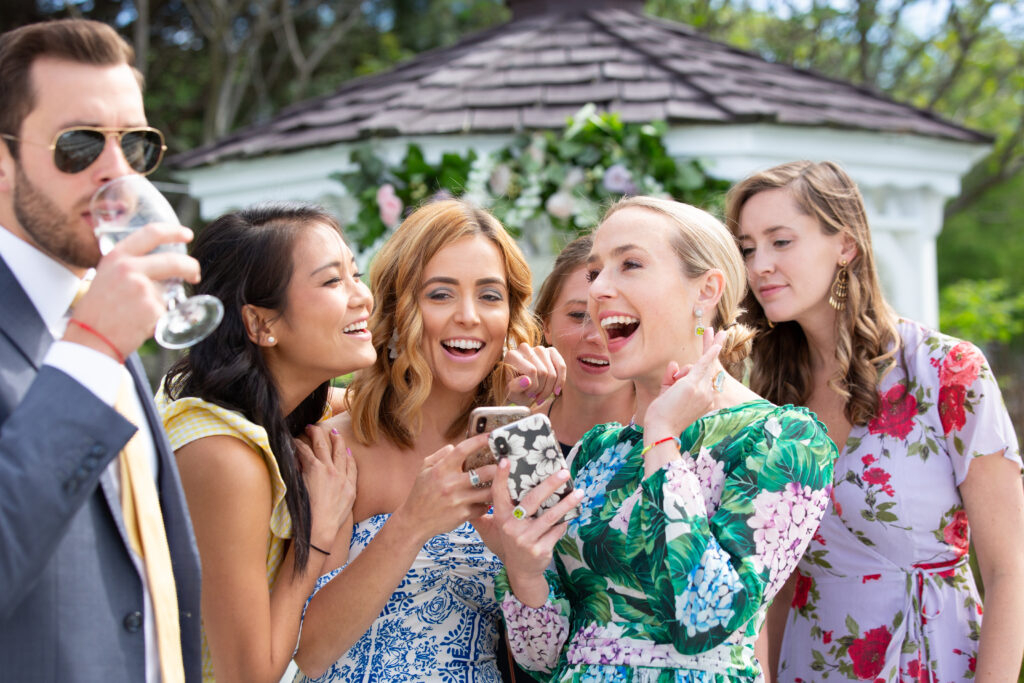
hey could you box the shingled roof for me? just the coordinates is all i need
[170,0,986,170]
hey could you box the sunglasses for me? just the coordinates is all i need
[0,126,167,176]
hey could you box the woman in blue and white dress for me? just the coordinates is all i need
[292,200,565,682]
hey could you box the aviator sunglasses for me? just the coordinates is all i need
[0,126,167,176]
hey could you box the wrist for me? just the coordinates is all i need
[641,435,681,457]
[508,571,550,609]
[64,319,126,364]
[389,505,433,548]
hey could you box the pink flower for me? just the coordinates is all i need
[861,453,876,466]
[939,341,983,388]
[489,164,512,195]
[376,183,403,226]
[602,163,636,194]
[545,191,574,219]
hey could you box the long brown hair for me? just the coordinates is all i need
[163,202,343,572]
[347,200,540,448]
[534,234,593,338]
[724,160,900,425]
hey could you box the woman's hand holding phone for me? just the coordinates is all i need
[490,446,584,608]
[392,433,497,545]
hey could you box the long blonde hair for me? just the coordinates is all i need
[601,196,757,378]
[347,200,539,448]
[724,160,899,425]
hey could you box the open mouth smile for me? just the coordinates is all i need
[601,315,639,340]
[442,338,484,357]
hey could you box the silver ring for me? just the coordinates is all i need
[512,505,528,520]
[468,469,482,488]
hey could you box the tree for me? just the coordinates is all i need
[646,0,1024,216]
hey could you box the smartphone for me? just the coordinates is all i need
[489,413,579,522]
[463,406,530,471]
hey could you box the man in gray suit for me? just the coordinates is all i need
[0,19,202,682]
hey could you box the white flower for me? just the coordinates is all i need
[545,191,574,220]
[693,447,726,515]
[563,166,585,188]
[602,164,636,194]
[489,163,512,195]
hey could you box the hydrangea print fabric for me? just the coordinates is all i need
[777,320,1021,682]
[496,400,838,681]
[295,515,504,682]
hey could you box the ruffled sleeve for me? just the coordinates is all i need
[636,405,837,654]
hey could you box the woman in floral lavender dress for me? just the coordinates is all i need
[728,161,1024,681]
[489,196,839,681]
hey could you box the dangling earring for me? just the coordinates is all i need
[829,259,849,311]
[766,319,775,330]
[694,307,705,337]
[388,329,400,360]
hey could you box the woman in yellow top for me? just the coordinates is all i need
[158,203,377,682]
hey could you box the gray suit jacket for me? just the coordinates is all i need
[0,255,202,682]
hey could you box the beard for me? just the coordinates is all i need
[13,162,101,269]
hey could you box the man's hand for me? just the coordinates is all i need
[64,223,200,361]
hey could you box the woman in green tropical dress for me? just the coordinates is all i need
[489,196,839,682]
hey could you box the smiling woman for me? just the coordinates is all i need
[488,195,838,682]
[291,199,566,682]
[157,202,376,683]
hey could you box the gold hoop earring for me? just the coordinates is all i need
[829,259,849,311]
[766,319,775,329]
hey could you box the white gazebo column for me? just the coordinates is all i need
[665,124,989,328]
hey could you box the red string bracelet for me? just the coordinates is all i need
[640,435,682,457]
[67,318,125,364]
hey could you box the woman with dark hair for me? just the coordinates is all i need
[158,202,376,683]
[727,161,1024,681]
[534,234,634,456]
[293,199,565,682]
[489,196,837,681]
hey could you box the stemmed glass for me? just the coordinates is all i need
[90,175,224,349]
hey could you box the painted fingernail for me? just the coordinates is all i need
[519,376,530,389]
[555,386,562,396]
[346,447,352,456]
[557,469,570,480]
[331,428,339,435]
[527,393,537,400]
[572,490,585,501]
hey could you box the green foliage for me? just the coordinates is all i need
[331,105,728,252]
[939,279,1024,346]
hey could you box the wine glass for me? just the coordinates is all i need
[90,175,224,349]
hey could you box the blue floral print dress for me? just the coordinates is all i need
[495,400,838,682]
[295,515,504,683]
[777,320,1021,683]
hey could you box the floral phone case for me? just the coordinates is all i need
[488,413,579,521]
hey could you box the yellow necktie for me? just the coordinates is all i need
[116,376,185,683]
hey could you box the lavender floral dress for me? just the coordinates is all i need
[495,400,838,682]
[778,320,1021,682]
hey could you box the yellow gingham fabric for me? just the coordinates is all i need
[155,389,294,682]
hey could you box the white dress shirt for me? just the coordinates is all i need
[0,225,161,683]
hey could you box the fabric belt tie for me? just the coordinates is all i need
[879,555,968,675]
[117,376,185,683]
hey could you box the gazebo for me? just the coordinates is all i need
[171,0,989,326]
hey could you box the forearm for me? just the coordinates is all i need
[293,513,426,678]
[762,574,795,680]
[974,573,1024,682]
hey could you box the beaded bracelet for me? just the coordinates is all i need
[640,435,682,457]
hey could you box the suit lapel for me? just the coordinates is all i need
[0,255,54,368]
